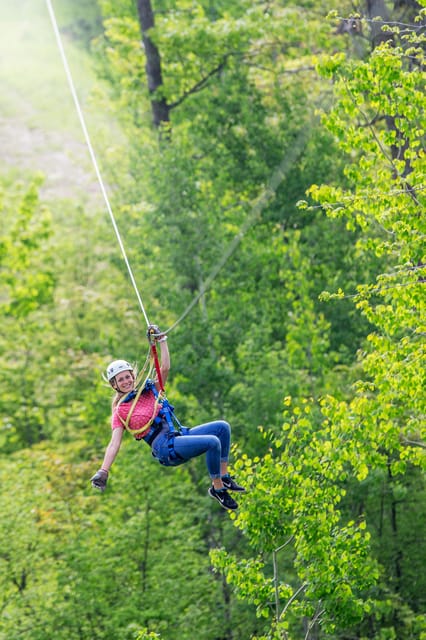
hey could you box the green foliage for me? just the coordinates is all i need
[0,440,256,640]
[209,6,425,640]
[311,16,425,469]
[0,175,55,317]
[135,631,162,640]
[1,1,425,639]
[91,0,369,440]
[54,0,103,49]
[0,176,56,449]
[215,403,381,631]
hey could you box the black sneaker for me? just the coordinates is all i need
[208,486,239,510]
[222,475,246,493]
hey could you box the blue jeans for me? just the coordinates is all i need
[152,420,231,478]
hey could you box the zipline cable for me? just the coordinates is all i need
[45,0,151,328]
[46,0,315,338]
[43,2,425,340]
[164,116,314,334]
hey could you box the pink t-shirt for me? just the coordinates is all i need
[111,389,161,438]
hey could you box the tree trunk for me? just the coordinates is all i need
[365,0,420,197]
[136,0,170,128]
[365,0,394,48]
[388,463,403,591]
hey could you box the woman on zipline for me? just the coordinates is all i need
[91,325,245,510]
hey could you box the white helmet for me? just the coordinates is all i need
[106,359,133,381]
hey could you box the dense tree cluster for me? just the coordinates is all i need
[0,1,424,639]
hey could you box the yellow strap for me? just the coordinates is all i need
[115,356,164,437]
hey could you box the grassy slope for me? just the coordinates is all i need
[0,0,113,204]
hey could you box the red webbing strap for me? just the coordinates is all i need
[150,343,165,393]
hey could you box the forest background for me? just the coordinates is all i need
[0,1,424,639]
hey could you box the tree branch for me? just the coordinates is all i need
[279,581,309,621]
[169,58,228,110]
[401,437,426,449]
[272,536,295,626]
[304,603,325,640]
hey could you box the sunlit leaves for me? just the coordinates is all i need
[1,1,425,638]
[0,176,55,317]
[210,5,425,639]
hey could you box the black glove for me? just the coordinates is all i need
[91,469,108,492]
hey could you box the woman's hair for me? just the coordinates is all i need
[111,390,124,412]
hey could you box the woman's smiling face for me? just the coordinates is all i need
[114,370,135,393]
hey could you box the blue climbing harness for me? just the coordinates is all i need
[142,380,185,465]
